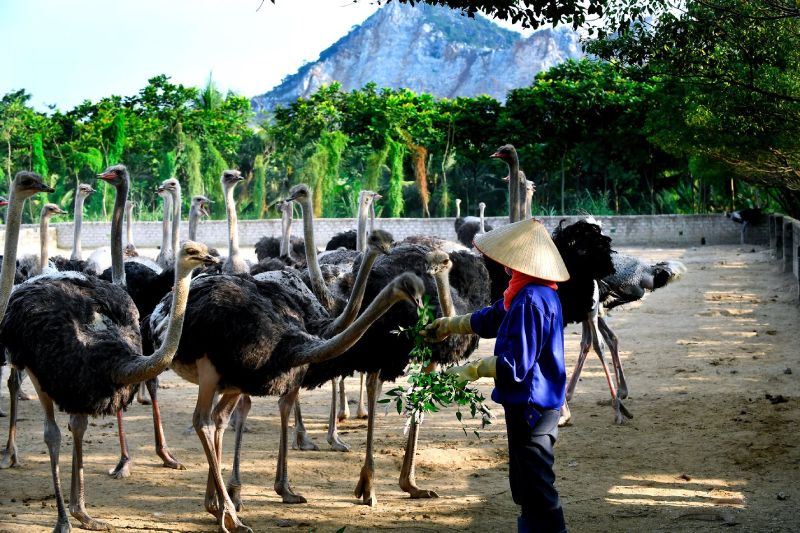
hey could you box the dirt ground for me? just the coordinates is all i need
[0,243,798,532]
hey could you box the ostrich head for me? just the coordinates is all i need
[97,164,129,188]
[490,144,517,161]
[161,177,181,196]
[220,169,244,190]
[41,203,67,219]
[425,250,453,277]
[156,184,169,199]
[192,195,213,217]
[178,240,220,268]
[478,201,486,211]
[365,229,393,255]
[286,183,310,203]
[391,272,426,309]
[0,196,7,207]
[78,184,95,198]
[455,198,461,208]
[14,171,54,197]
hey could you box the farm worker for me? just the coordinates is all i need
[422,218,570,533]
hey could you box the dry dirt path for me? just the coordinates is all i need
[0,244,797,532]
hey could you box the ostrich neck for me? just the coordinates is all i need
[455,201,461,219]
[279,206,291,257]
[434,271,456,317]
[327,246,381,336]
[170,189,181,261]
[479,204,486,234]
[111,180,128,286]
[369,201,376,235]
[297,282,407,364]
[524,187,533,220]
[507,155,521,223]
[38,213,50,273]
[188,206,199,241]
[356,200,369,252]
[0,192,25,320]
[125,204,135,248]
[160,195,172,257]
[71,195,85,261]
[113,262,195,385]
[225,185,239,255]
[298,195,334,311]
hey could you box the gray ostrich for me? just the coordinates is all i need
[154,182,173,269]
[124,200,138,257]
[142,221,424,532]
[456,201,493,248]
[15,202,68,279]
[188,194,213,241]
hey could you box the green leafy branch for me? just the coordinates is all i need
[382,296,493,437]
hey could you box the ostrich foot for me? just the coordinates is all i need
[227,483,244,512]
[18,390,37,401]
[355,404,368,419]
[558,403,572,428]
[136,387,151,405]
[274,482,307,504]
[326,433,351,453]
[0,444,19,469]
[107,456,131,479]
[617,383,629,400]
[291,430,319,451]
[354,466,377,507]
[337,400,350,422]
[157,447,185,470]
[400,476,439,499]
[613,399,634,425]
[70,508,113,531]
[220,509,252,533]
[53,518,72,533]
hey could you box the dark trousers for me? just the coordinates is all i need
[504,405,567,533]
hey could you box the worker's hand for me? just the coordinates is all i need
[445,356,498,386]
[445,362,480,386]
[421,314,473,343]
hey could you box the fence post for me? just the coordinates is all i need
[775,216,784,259]
[783,220,793,273]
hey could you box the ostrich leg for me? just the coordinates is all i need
[145,377,184,469]
[0,366,4,417]
[355,372,368,419]
[598,316,628,399]
[565,320,593,402]
[354,372,383,506]
[207,392,241,517]
[192,360,251,533]
[587,315,633,425]
[274,386,306,504]
[399,416,439,499]
[30,378,70,533]
[0,368,22,468]
[337,377,351,421]
[68,413,110,530]
[108,410,132,478]
[291,398,320,451]
[227,394,252,511]
[327,377,350,451]
[136,381,151,405]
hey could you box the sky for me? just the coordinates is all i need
[0,0,529,113]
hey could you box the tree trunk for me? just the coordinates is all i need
[560,148,566,215]
[410,144,430,217]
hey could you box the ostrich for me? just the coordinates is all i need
[727,207,764,244]
[219,171,250,275]
[453,198,479,235]
[188,195,212,241]
[15,203,68,279]
[324,190,382,251]
[1,201,217,533]
[502,171,535,220]
[49,184,96,273]
[0,173,55,469]
[141,228,425,532]
[154,183,173,269]
[124,200,138,257]
[456,201,493,248]
[562,252,687,420]
[254,201,306,264]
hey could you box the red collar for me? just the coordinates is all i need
[503,270,558,310]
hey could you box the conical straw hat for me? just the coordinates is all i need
[473,219,570,282]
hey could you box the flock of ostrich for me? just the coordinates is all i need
[0,144,686,532]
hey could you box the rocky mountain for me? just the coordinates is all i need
[251,3,583,116]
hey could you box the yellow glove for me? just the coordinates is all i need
[445,356,497,384]
[422,314,473,342]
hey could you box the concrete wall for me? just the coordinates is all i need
[35,213,768,251]
[768,214,800,302]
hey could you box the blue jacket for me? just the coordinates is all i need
[469,283,566,413]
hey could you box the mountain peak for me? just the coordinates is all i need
[251,3,582,116]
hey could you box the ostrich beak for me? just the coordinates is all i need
[97,171,115,182]
[372,193,382,200]
[414,295,424,309]
[201,253,221,266]
[54,207,67,215]
[490,151,501,159]
[39,183,55,193]
[0,200,8,207]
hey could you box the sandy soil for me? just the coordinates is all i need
[0,244,797,533]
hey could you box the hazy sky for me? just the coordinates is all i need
[1,0,528,113]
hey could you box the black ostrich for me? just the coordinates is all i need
[562,251,686,415]
[324,190,382,252]
[727,207,764,244]
[254,200,306,264]
[1,229,216,533]
[456,201,493,248]
[453,198,478,234]
[0,172,55,470]
[141,241,425,532]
